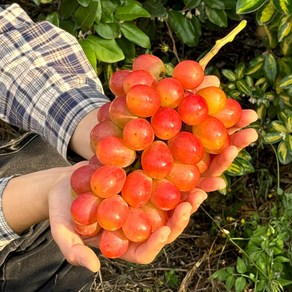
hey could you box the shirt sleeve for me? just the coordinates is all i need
[0,4,110,248]
[0,3,110,159]
[0,177,20,249]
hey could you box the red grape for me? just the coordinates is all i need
[141,141,174,179]
[150,107,182,140]
[90,165,126,198]
[172,60,204,90]
[96,195,129,231]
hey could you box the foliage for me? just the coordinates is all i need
[210,189,292,291]
[21,0,292,290]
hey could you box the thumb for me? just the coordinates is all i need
[70,243,101,272]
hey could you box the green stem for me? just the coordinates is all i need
[199,20,247,70]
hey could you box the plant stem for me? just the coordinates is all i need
[199,20,247,70]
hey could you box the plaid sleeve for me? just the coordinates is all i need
[0,3,109,158]
[0,177,20,249]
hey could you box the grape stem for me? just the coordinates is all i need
[199,20,247,70]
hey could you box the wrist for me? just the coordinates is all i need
[2,166,74,234]
[69,108,99,160]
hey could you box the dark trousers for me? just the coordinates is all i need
[0,136,96,291]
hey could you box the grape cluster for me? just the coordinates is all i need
[70,54,243,258]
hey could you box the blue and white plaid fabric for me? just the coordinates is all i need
[0,3,109,244]
[0,176,20,248]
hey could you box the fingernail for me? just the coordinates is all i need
[160,229,171,242]
[200,192,208,203]
[78,258,98,272]
[183,205,192,220]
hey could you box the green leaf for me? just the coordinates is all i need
[74,0,99,32]
[205,6,228,27]
[245,75,254,87]
[278,16,292,42]
[94,22,120,39]
[184,0,201,9]
[246,56,264,75]
[115,2,151,21]
[101,0,120,11]
[279,74,292,89]
[236,0,268,14]
[46,12,60,27]
[204,0,229,9]
[164,270,178,289]
[211,269,230,281]
[77,0,90,7]
[225,161,243,176]
[32,0,40,5]
[60,0,80,20]
[226,275,236,291]
[263,131,284,144]
[277,278,292,286]
[263,52,278,84]
[95,0,102,24]
[116,37,136,60]
[271,120,288,132]
[235,276,247,292]
[236,257,247,274]
[286,115,292,132]
[235,63,246,79]
[272,0,292,15]
[143,0,167,17]
[281,36,292,55]
[257,279,267,291]
[225,157,255,176]
[279,94,292,108]
[256,0,277,24]
[236,79,252,96]
[59,19,77,36]
[237,149,252,160]
[80,35,124,63]
[278,139,292,164]
[120,22,151,48]
[79,40,98,69]
[286,134,292,151]
[274,256,291,263]
[226,267,235,274]
[278,111,287,123]
[168,10,201,47]
[222,69,237,81]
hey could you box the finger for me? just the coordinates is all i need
[228,109,258,134]
[166,202,192,243]
[49,178,100,272]
[195,75,220,91]
[121,226,171,264]
[230,128,258,150]
[204,145,239,177]
[72,161,90,169]
[183,188,208,213]
[50,216,101,272]
[198,176,226,192]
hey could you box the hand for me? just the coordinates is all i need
[50,76,258,269]
[48,162,101,272]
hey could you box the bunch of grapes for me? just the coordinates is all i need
[70,54,243,258]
